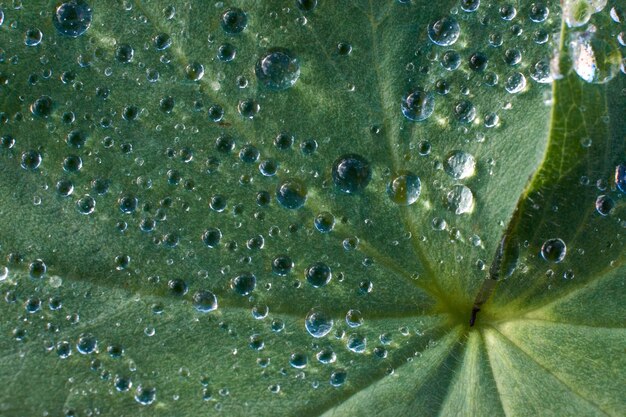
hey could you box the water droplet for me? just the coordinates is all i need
[305,308,334,338]
[29,259,47,279]
[387,172,421,205]
[53,1,92,38]
[193,290,218,312]
[446,185,474,214]
[346,334,366,353]
[615,164,626,193]
[595,195,614,216]
[505,72,527,93]
[276,179,307,209]
[31,95,53,117]
[461,0,480,13]
[289,352,308,368]
[427,17,460,46]
[345,309,363,327]
[530,59,554,83]
[330,369,347,387]
[444,151,476,179]
[529,3,550,22]
[570,28,621,84]
[316,348,337,364]
[25,28,43,46]
[135,386,156,405]
[441,50,461,71]
[314,212,335,233]
[21,150,42,170]
[255,48,300,91]
[202,228,222,248]
[76,195,96,214]
[305,262,332,287]
[296,0,318,12]
[540,238,567,263]
[272,255,294,276]
[332,154,372,194]
[76,333,97,354]
[231,273,256,296]
[454,100,477,123]
[401,89,435,121]
[221,8,247,34]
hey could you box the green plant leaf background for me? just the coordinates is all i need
[0,1,624,416]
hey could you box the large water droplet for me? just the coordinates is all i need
[305,262,332,287]
[305,308,334,338]
[135,386,156,405]
[255,48,300,91]
[387,172,421,205]
[427,17,460,46]
[540,238,567,263]
[570,28,621,84]
[53,1,92,38]
[231,273,256,296]
[332,154,372,194]
[446,184,474,214]
[276,179,307,209]
[221,8,247,34]
[193,290,218,312]
[444,151,476,179]
[595,195,614,216]
[401,89,435,121]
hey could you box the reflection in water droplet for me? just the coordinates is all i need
[231,273,256,295]
[332,154,372,194]
[276,179,307,209]
[570,28,621,84]
[616,164,626,193]
[255,48,300,91]
[305,262,332,287]
[346,334,366,353]
[454,100,477,123]
[135,386,156,405]
[387,172,421,205]
[401,89,435,122]
[595,195,614,216]
[505,72,527,93]
[53,1,92,37]
[444,151,476,179]
[446,185,475,214]
[427,17,460,46]
[193,290,218,312]
[305,308,334,338]
[345,309,363,327]
[330,369,347,387]
[540,238,567,263]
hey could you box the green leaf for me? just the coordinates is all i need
[0,1,624,416]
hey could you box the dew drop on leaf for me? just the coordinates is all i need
[446,184,475,214]
[76,333,97,354]
[595,195,614,216]
[444,151,476,179]
[401,89,435,121]
[221,8,247,34]
[53,1,92,38]
[314,212,335,233]
[345,309,363,327]
[387,172,421,205]
[192,290,218,313]
[305,308,334,338]
[305,262,332,287]
[231,273,256,296]
[276,179,307,209]
[330,369,347,387]
[540,238,567,263]
[332,154,372,194]
[134,386,156,405]
[255,48,301,91]
[427,17,460,46]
